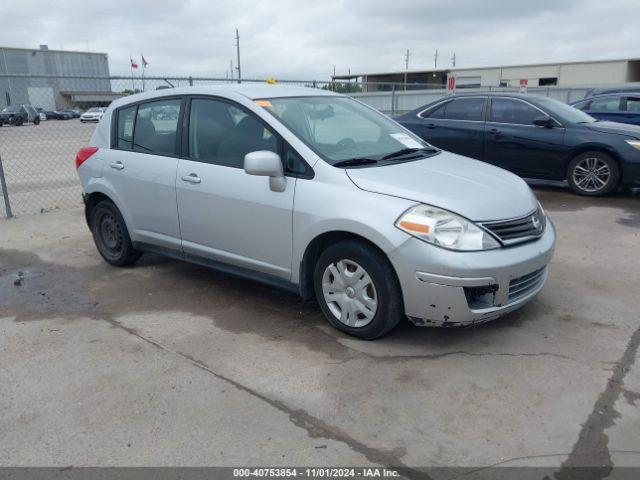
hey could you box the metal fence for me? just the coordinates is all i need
[0,74,602,218]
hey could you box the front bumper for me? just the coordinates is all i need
[388,219,556,327]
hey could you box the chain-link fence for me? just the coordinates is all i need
[0,73,605,218]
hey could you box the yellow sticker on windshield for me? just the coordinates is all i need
[255,100,272,107]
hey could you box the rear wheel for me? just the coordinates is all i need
[567,151,620,196]
[33,116,40,125]
[313,240,404,339]
[90,200,142,266]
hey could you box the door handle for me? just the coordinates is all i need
[109,161,124,170]
[181,173,201,184]
[425,123,436,129]
[489,128,500,135]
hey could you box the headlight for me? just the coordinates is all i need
[395,204,500,251]
[625,139,640,151]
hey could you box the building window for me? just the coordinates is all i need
[539,77,558,86]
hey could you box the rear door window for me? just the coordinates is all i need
[443,98,485,121]
[133,99,182,156]
[572,100,590,111]
[421,102,448,119]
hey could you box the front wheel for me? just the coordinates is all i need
[90,200,142,266]
[313,240,404,339]
[33,116,40,125]
[567,151,620,196]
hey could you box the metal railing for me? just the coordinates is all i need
[0,74,609,218]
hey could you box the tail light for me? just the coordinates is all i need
[75,146,99,169]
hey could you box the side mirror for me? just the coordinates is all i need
[533,116,554,128]
[244,151,286,192]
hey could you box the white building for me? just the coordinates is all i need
[333,58,640,91]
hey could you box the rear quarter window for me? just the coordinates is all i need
[116,105,136,150]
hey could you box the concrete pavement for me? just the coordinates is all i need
[1,186,639,476]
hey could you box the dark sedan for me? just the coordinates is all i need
[0,105,40,126]
[570,93,640,126]
[396,93,640,195]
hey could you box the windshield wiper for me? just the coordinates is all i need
[381,147,437,160]
[333,158,378,168]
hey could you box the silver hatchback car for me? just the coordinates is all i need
[76,84,555,339]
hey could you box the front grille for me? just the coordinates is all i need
[508,267,547,303]
[481,207,545,246]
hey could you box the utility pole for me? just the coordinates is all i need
[332,65,336,91]
[451,52,456,67]
[434,49,438,69]
[235,28,241,84]
[404,49,410,91]
[229,59,234,82]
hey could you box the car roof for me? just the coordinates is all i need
[110,83,339,109]
[447,92,536,100]
[576,92,640,101]
[406,92,549,114]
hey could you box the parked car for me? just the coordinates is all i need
[57,109,78,119]
[43,109,61,119]
[0,104,40,126]
[80,107,106,123]
[35,107,47,121]
[584,83,640,98]
[396,93,640,196]
[76,85,555,339]
[570,93,640,126]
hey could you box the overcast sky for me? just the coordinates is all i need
[1,0,638,80]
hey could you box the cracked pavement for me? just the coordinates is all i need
[1,186,639,476]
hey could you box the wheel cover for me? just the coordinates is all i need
[572,157,611,193]
[321,259,378,328]
[98,212,123,255]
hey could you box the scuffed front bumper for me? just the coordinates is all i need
[388,219,556,327]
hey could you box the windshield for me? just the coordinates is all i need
[87,108,102,113]
[2,106,19,113]
[536,97,596,124]
[258,96,433,164]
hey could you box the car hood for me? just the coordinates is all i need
[582,120,640,138]
[345,152,538,222]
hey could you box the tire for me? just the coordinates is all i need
[567,151,620,196]
[313,240,404,339]
[34,116,40,125]
[14,117,23,126]
[89,200,142,266]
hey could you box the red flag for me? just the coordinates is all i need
[130,57,138,69]
[141,55,149,67]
